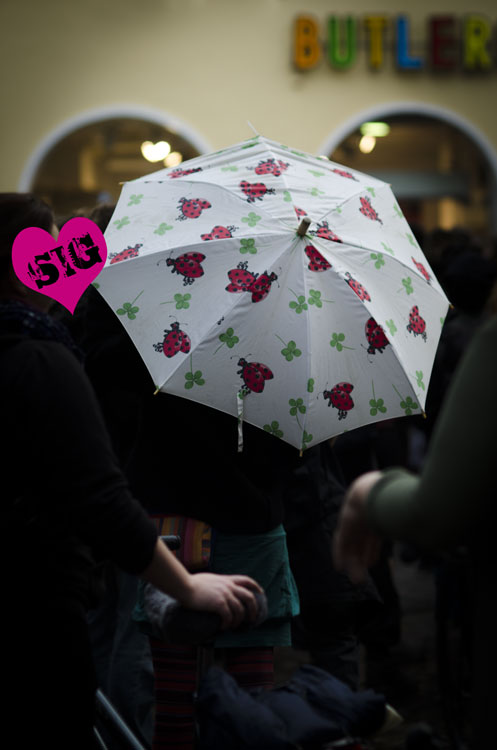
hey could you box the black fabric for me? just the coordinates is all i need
[195,664,386,749]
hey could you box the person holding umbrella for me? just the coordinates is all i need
[333,307,497,748]
[0,192,262,750]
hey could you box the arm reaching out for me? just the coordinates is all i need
[142,538,263,630]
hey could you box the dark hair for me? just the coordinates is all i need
[0,193,54,275]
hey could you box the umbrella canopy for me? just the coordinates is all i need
[96,135,449,451]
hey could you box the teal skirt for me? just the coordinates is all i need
[210,524,300,648]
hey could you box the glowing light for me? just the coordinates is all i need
[360,122,390,137]
[359,135,376,154]
[141,140,171,162]
[164,151,183,167]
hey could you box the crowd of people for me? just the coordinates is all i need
[3,190,497,749]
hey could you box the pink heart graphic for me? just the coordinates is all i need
[12,217,107,314]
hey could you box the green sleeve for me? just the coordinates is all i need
[366,315,497,551]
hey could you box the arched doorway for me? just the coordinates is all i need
[19,106,211,222]
[319,102,497,248]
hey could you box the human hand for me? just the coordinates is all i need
[180,573,263,630]
[333,471,383,583]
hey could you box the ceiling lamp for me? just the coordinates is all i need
[359,134,376,154]
[360,121,390,137]
[141,140,171,162]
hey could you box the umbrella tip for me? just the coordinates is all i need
[297,218,311,237]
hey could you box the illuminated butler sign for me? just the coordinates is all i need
[293,15,495,72]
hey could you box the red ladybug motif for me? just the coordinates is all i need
[407,305,427,341]
[177,197,212,221]
[254,158,290,177]
[359,196,382,224]
[168,167,203,179]
[332,168,357,181]
[201,225,237,241]
[345,272,371,301]
[323,382,354,420]
[166,252,205,285]
[237,358,274,394]
[310,221,342,243]
[365,317,389,355]
[305,245,331,272]
[226,261,277,303]
[109,243,142,264]
[153,321,191,357]
[412,257,431,284]
[240,180,275,203]
[294,207,307,218]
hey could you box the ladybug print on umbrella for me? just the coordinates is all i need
[226,261,277,303]
[345,272,371,302]
[310,221,342,243]
[365,317,389,355]
[412,257,431,284]
[359,196,383,224]
[201,225,237,241]
[177,197,212,221]
[237,358,274,395]
[305,245,332,273]
[294,207,307,219]
[254,158,290,177]
[153,321,191,357]
[407,306,427,342]
[331,167,358,181]
[323,382,355,420]
[109,243,142,264]
[168,167,203,179]
[240,180,275,203]
[166,252,205,285]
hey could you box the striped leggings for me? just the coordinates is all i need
[150,640,274,750]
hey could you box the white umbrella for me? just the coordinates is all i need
[96,134,449,451]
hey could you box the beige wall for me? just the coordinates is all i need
[2,0,497,190]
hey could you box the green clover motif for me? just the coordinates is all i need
[185,356,205,389]
[174,293,191,310]
[185,370,205,389]
[308,289,322,308]
[92,282,100,289]
[113,217,130,230]
[416,370,426,391]
[393,203,403,218]
[263,421,284,439]
[310,187,325,197]
[367,187,376,197]
[385,319,397,336]
[400,277,414,295]
[406,233,417,247]
[289,290,308,314]
[392,385,418,415]
[283,191,292,202]
[308,169,325,177]
[330,332,354,352]
[280,340,302,362]
[370,382,387,416]
[289,398,306,416]
[215,327,239,352]
[381,242,394,255]
[221,166,238,172]
[242,212,261,228]
[307,378,315,393]
[239,238,257,254]
[116,290,143,319]
[440,316,446,327]
[370,398,387,416]
[400,396,418,415]
[127,194,143,206]
[154,223,173,235]
[291,150,306,157]
[301,431,313,449]
[369,252,385,269]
